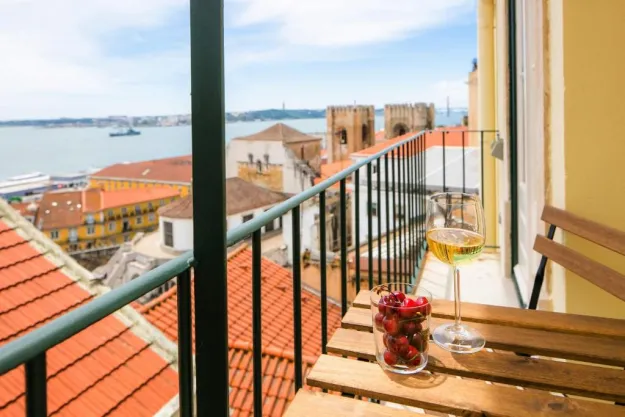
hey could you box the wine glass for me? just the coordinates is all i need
[426,192,486,353]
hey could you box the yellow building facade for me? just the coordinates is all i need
[36,188,180,253]
[88,178,191,197]
[478,0,625,318]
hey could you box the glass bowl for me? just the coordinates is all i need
[370,283,432,374]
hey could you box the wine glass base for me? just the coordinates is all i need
[432,323,485,354]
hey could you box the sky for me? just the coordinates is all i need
[0,0,477,120]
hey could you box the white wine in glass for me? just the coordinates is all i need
[426,193,486,353]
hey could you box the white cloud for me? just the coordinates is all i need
[230,0,474,47]
[0,0,189,119]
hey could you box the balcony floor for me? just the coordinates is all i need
[418,249,520,308]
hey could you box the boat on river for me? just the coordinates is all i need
[109,128,141,137]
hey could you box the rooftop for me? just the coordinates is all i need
[36,187,180,230]
[159,178,290,218]
[90,155,193,184]
[138,245,342,415]
[0,199,178,416]
[232,123,321,144]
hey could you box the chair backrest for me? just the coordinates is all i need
[530,205,625,308]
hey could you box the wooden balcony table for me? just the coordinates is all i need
[285,290,625,416]
[286,207,625,417]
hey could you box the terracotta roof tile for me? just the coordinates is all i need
[233,123,321,144]
[140,247,342,416]
[36,187,180,229]
[90,155,192,184]
[351,126,469,158]
[0,204,178,417]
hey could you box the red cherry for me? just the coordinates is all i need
[399,298,419,319]
[383,316,400,336]
[410,333,425,350]
[374,313,385,331]
[392,291,406,303]
[407,353,422,367]
[402,345,419,361]
[377,297,387,314]
[383,350,398,366]
[395,335,409,355]
[415,296,431,316]
[402,320,418,335]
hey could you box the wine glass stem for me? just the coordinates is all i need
[453,265,462,329]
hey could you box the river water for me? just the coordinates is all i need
[0,112,464,179]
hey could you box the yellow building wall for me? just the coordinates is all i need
[45,197,176,253]
[559,0,625,318]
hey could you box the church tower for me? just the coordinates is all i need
[384,103,436,139]
[326,105,375,163]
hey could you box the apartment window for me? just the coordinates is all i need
[108,210,114,218]
[159,199,165,206]
[164,221,174,247]
[87,225,95,235]
[50,230,59,240]
[135,204,141,213]
[148,202,153,210]
[242,213,253,223]
[136,216,143,225]
[248,153,254,164]
[339,129,347,145]
[148,213,155,222]
[256,160,262,174]
[108,222,116,232]
[122,207,128,215]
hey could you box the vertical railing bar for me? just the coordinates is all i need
[367,163,373,289]
[292,206,303,390]
[377,159,382,285]
[391,149,397,284]
[339,179,348,316]
[421,133,426,260]
[354,169,361,294]
[398,146,403,284]
[251,231,263,416]
[176,268,194,417]
[319,191,328,354]
[25,353,47,417]
[442,130,446,192]
[403,143,409,283]
[462,130,466,193]
[406,140,414,284]
[384,154,391,284]
[481,131,485,208]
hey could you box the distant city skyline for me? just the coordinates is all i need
[0,0,477,119]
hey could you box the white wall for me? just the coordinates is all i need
[226,205,282,234]
[282,148,316,195]
[226,139,286,178]
[159,216,193,252]
[282,204,318,265]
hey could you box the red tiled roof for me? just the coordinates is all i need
[36,187,180,230]
[90,155,192,184]
[140,246,342,416]
[351,127,469,158]
[0,207,178,416]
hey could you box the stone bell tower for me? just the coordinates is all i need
[384,103,436,139]
[326,105,375,163]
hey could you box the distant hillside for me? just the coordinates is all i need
[226,109,325,122]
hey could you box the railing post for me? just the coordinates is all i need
[292,206,303,390]
[319,191,328,354]
[340,179,348,316]
[385,154,391,284]
[367,163,373,289]
[25,353,47,417]
[190,0,229,412]
[176,269,194,417]
[355,169,361,293]
[252,230,263,415]
[377,160,382,285]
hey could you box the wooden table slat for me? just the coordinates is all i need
[284,390,444,417]
[354,290,625,340]
[307,355,625,417]
[328,327,625,402]
[342,306,625,367]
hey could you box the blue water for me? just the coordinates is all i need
[0,112,464,179]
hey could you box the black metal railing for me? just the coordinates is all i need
[0,128,494,417]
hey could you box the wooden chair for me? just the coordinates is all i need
[529,205,625,309]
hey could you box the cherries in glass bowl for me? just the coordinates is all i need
[371,284,432,374]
